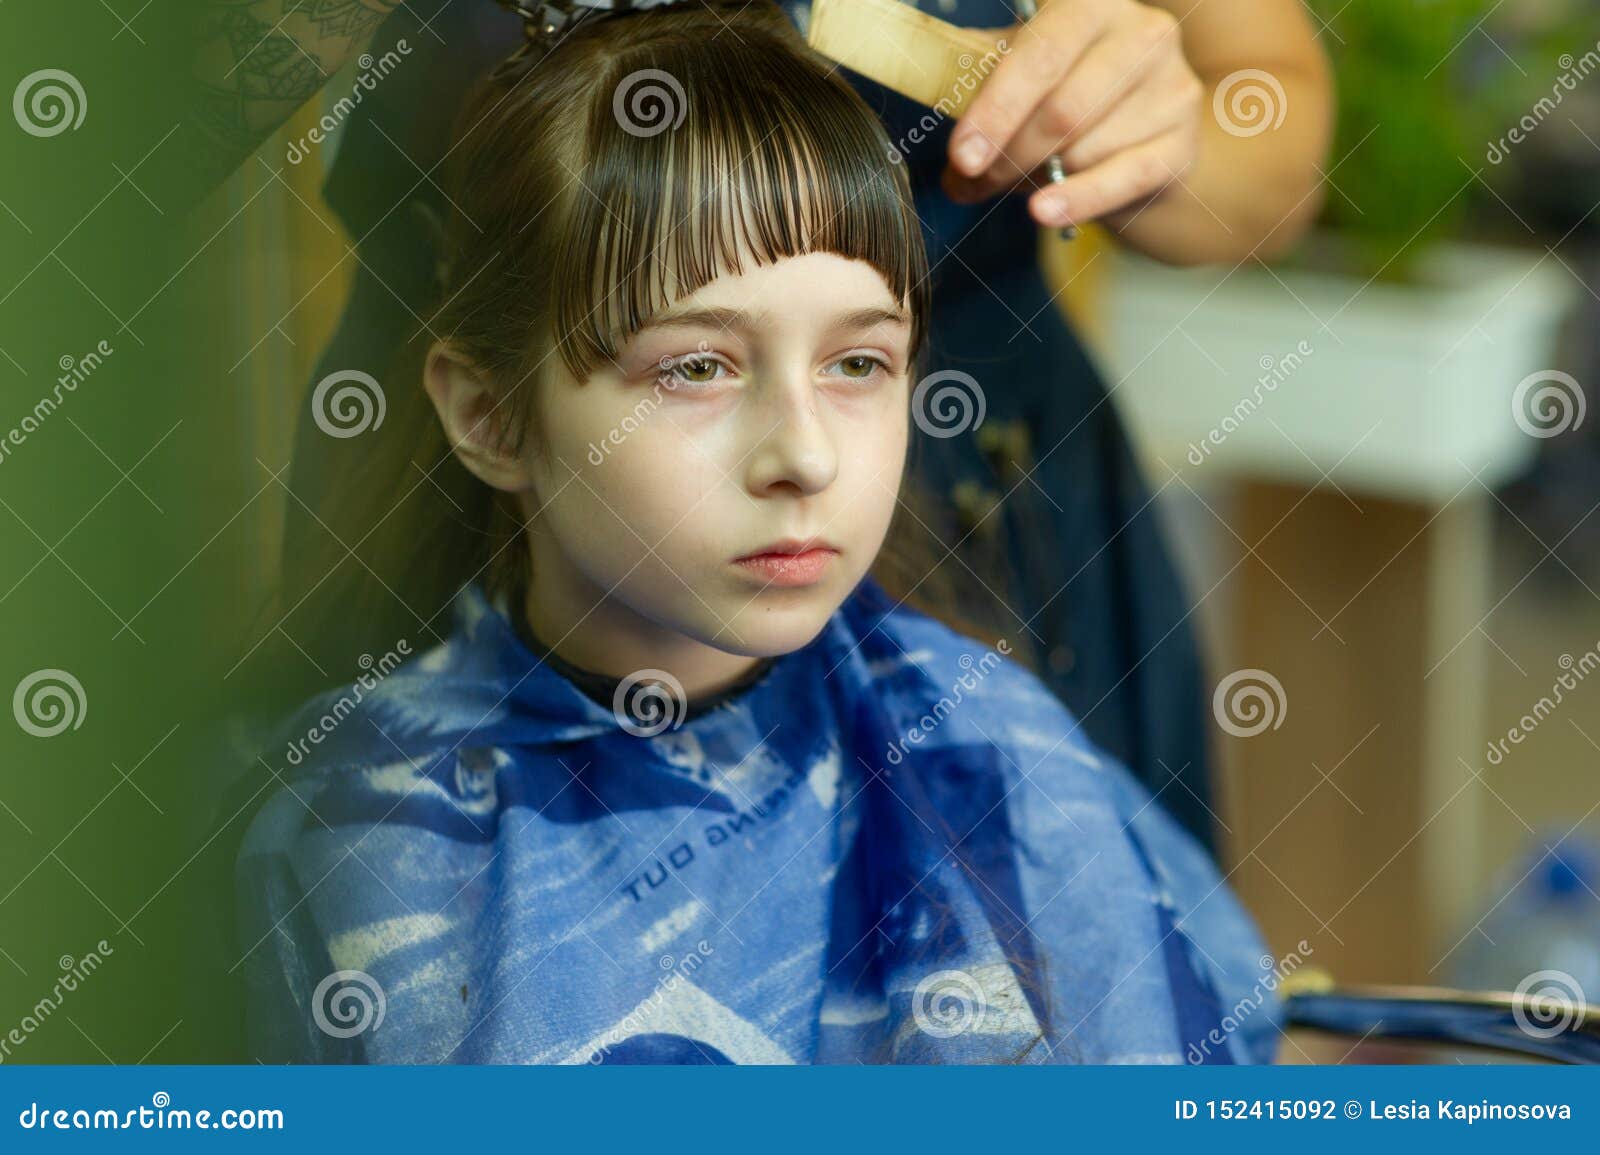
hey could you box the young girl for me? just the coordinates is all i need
[237,0,1278,1064]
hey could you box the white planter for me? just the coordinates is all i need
[1100,239,1576,503]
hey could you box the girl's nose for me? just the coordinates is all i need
[742,378,839,498]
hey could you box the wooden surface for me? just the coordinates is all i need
[1224,482,1491,985]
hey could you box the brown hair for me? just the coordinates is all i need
[274,0,1028,685]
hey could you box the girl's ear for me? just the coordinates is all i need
[423,342,533,492]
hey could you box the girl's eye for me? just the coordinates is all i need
[829,354,889,382]
[661,354,729,388]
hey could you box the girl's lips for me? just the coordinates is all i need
[732,548,838,587]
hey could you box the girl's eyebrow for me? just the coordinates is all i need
[640,304,911,333]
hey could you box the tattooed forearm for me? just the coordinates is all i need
[188,0,404,176]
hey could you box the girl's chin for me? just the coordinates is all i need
[691,602,841,660]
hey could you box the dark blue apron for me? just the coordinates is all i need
[294,0,1219,851]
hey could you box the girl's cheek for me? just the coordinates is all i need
[582,423,724,519]
[843,395,909,459]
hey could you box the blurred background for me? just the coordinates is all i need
[1063,0,1600,1059]
[1,0,1597,1063]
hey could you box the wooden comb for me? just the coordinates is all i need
[806,0,1012,116]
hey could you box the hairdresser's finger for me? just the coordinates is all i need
[1026,127,1192,229]
[942,28,1177,205]
[947,1,1106,180]
[1009,8,1180,176]
[1057,57,1201,173]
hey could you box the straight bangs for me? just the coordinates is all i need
[551,27,931,384]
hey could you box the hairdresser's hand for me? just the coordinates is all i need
[942,0,1202,234]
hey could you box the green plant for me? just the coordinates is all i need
[1301,0,1499,280]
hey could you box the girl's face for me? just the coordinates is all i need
[521,251,913,665]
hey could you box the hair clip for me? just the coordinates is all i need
[491,0,698,84]
[491,1,591,83]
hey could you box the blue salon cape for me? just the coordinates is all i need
[236,576,1279,1064]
